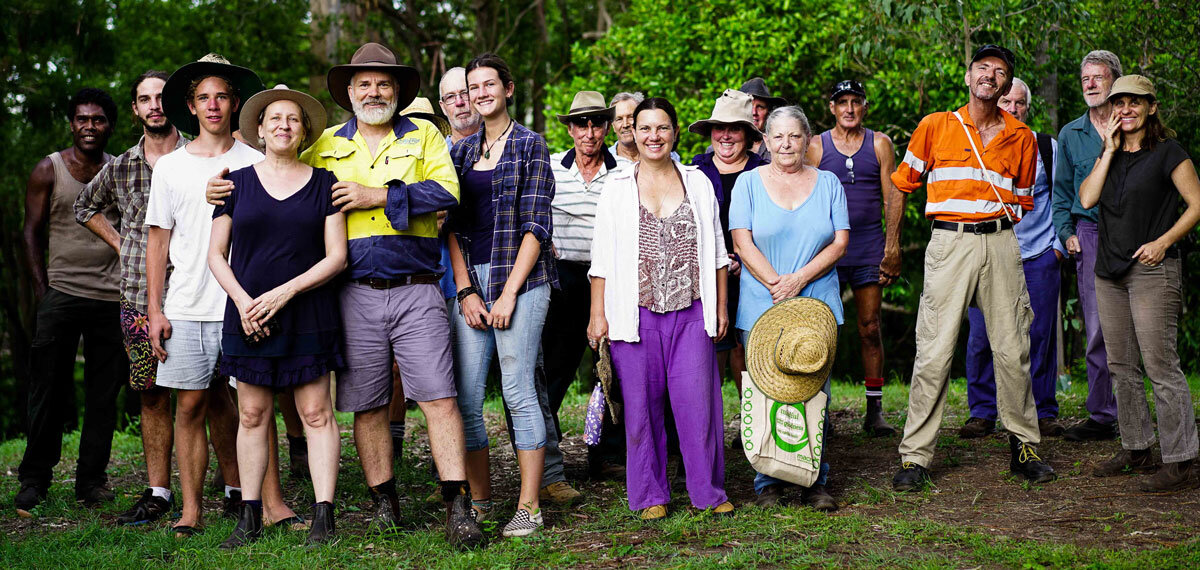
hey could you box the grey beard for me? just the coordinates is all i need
[353,98,398,126]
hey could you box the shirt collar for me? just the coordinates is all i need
[334,115,419,141]
[130,133,188,162]
[559,146,618,170]
[956,104,1029,138]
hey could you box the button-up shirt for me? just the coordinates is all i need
[1051,112,1105,244]
[301,116,459,280]
[73,134,188,314]
[447,122,558,302]
[549,146,630,263]
[1014,133,1065,260]
[892,105,1036,223]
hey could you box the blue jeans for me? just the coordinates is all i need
[452,263,551,451]
[738,329,831,492]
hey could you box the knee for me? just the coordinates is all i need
[858,316,882,346]
[175,396,208,424]
[299,403,333,430]
[141,390,171,414]
[239,405,270,430]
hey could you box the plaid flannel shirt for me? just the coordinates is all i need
[448,122,558,302]
[73,135,188,314]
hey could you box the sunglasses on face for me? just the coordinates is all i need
[569,117,609,129]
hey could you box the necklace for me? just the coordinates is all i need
[481,119,514,160]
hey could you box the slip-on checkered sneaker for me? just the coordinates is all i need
[501,507,543,538]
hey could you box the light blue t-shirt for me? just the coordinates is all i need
[728,168,850,330]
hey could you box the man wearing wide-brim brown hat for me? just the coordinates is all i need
[205,41,483,549]
[545,90,631,491]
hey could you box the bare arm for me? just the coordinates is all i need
[771,230,849,303]
[83,217,122,253]
[146,226,172,361]
[207,214,260,337]
[805,135,824,168]
[714,266,728,342]
[1133,159,1200,266]
[75,162,121,252]
[876,132,906,285]
[244,212,349,325]
[731,228,781,289]
[1080,113,1121,209]
[21,158,54,301]
[586,276,607,345]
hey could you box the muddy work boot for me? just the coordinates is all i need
[1139,460,1199,493]
[957,417,995,439]
[368,479,401,533]
[1093,448,1157,477]
[864,397,897,437]
[801,484,838,512]
[445,494,485,548]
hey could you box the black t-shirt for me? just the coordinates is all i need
[1096,139,1190,279]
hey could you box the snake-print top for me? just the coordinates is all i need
[637,194,701,313]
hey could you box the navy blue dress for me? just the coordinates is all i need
[214,166,344,387]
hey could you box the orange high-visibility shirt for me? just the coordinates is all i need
[892,105,1036,223]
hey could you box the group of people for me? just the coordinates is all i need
[13,38,1199,550]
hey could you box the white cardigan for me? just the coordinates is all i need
[589,161,729,343]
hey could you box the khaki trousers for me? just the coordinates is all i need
[899,225,1040,467]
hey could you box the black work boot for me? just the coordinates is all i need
[1139,460,1199,493]
[288,435,310,481]
[368,480,401,533]
[1063,418,1118,442]
[801,484,838,512]
[1093,448,1157,477]
[307,502,336,545]
[864,397,897,437]
[445,494,485,549]
[1009,435,1056,483]
[14,483,46,518]
[892,462,931,492]
[220,501,263,549]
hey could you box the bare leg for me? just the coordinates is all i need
[854,285,885,379]
[464,449,490,502]
[140,387,173,489]
[233,382,272,502]
[278,389,304,438]
[419,397,466,480]
[353,406,393,487]
[206,380,240,488]
[261,417,297,524]
[294,375,339,503]
[730,344,746,392]
[516,448,544,511]
[173,389,209,529]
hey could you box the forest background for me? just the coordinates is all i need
[1,0,1197,437]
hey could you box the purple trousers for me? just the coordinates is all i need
[966,248,1060,420]
[1074,221,1118,424]
[611,301,727,511]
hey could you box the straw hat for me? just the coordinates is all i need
[745,297,838,404]
[556,90,616,125]
[237,84,328,152]
[326,42,420,115]
[400,97,451,137]
[687,89,763,142]
[163,54,264,136]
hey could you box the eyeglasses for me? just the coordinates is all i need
[440,90,469,104]
[845,157,855,185]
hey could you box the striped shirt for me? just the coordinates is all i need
[892,105,1036,223]
[73,135,188,314]
[549,147,630,262]
[448,122,559,302]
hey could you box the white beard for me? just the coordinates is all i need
[352,97,398,125]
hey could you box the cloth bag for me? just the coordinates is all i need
[739,371,827,487]
[583,383,606,446]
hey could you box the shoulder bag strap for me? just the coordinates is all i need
[951,111,1016,223]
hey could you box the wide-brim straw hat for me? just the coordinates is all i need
[237,84,328,152]
[745,297,838,404]
[400,96,451,137]
[1108,74,1156,102]
[163,54,264,136]
[740,77,787,108]
[556,90,616,125]
[687,89,763,142]
[327,42,420,115]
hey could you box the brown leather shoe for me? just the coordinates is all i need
[1093,449,1156,477]
[1139,460,1198,492]
[1038,417,1065,437]
[957,417,995,439]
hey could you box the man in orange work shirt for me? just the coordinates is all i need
[890,45,1056,491]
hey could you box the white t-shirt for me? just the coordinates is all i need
[145,141,263,321]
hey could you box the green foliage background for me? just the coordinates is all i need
[1,0,1197,436]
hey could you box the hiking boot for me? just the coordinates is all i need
[958,417,995,439]
[222,488,242,519]
[220,502,263,549]
[445,494,485,549]
[306,502,336,545]
[753,484,784,507]
[368,488,401,533]
[288,435,310,481]
[639,504,667,520]
[14,484,45,517]
[1138,460,1198,493]
[1063,418,1118,442]
[117,489,174,525]
[801,484,838,512]
[1038,417,1065,438]
[864,398,897,437]
[892,462,931,492]
[1093,448,1157,477]
[1009,435,1056,483]
[539,481,581,505]
[501,507,543,538]
[76,484,115,506]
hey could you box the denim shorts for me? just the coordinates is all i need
[836,264,880,289]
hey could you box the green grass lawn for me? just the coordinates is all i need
[1,373,1198,569]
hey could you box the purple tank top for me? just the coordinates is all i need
[819,129,884,267]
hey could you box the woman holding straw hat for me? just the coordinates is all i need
[728,105,848,511]
[208,85,346,547]
[588,97,734,520]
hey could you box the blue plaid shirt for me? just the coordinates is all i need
[448,122,558,302]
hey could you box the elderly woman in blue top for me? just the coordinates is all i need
[729,106,848,511]
[446,53,557,538]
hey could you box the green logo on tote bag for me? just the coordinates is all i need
[769,401,809,453]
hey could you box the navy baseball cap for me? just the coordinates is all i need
[830,80,867,101]
[971,44,1015,75]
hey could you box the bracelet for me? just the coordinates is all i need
[456,286,480,302]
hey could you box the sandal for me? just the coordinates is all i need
[170,525,200,538]
[269,515,307,531]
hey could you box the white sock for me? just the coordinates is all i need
[150,486,172,501]
[225,485,241,498]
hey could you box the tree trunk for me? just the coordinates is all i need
[1034,30,1059,131]
[531,0,548,132]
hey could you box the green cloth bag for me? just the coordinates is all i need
[739,372,826,487]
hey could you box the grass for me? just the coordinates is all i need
[1,373,1198,568]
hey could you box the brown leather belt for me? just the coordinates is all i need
[352,274,440,289]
